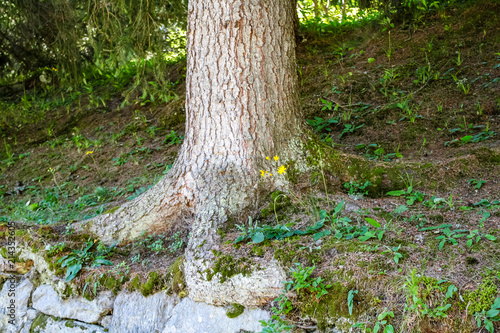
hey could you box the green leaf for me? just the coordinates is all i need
[484,234,496,241]
[461,135,473,143]
[233,235,246,244]
[492,297,500,309]
[486,309,499,318]
[384,325,394,333]
[365,218,381,228]
[65,263,82,282]
[93,258,113,266]
[446,285,457,298]
[467,239,472,247]
[394,205,408,214]
[313,230,331,241]
[484,319,494,333]
[439,240,445,250]
[251,232,265,244]
[387,190,405,196]
[359,231,376,241]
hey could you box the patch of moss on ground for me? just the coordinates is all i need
[298,282,363,332]
[463,276,498,313]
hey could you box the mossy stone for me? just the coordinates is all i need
[226,303,245,318]
[30,314,50,333]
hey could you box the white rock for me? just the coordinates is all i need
[32,284,114,324]
[100,315,112,328]
[0,277,34,333]
[109,291,177,333]
[29,314,106,333]
[162,297,270,333]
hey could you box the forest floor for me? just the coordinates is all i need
[0,1,499,332]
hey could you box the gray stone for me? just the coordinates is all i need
[162,297,270,333]
[109,291,177,333]
[32,284,114,324]
[20,309,39,333]
[29,314,106,333]
[100,315,112,328]
[0,277,34,333]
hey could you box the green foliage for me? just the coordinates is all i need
[163,131,184,145]
[353,308,395,333]
[404,270,456,321]
[474,297,500,333]
[347,289,358,315]
[260,263,331,332]
[344,180,372,196]
[386,185,425,205]
[234,216,327,244]
[57,239,114,282]
[468,179,486,190]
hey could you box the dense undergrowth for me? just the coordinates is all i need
[1,1,500,332]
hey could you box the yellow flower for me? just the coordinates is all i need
[274,155,279,162]
[86,151,93,155]
[260,170,265,177]
[266,156,270,160]
[278,165,287,174]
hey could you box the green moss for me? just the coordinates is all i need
[0,247,7,259]
[140,271,162,297]
[299,282,362,331]
[463,277,498,313]
[62,285,73,299]
[129,276,141,292]
[252,245,264,257]
[30,314,50,333]
[103,206,120,215]
[64,320,76,328]
[226,303,245,318]
[166,257,186,297]
[205,253,253,283]
[36,226,58,241]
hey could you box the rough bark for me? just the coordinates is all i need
[77,0,304,306]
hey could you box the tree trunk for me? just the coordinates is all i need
[78,0,305,306]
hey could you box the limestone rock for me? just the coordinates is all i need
[0,277,34,333]
[185,257,285,307]
[32,284,114,324]
[109,291,177,333]
[162,297,270,333]
[29,314,106,333]
[19,309,38,333]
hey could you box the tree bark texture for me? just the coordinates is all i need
[79,0,304,306]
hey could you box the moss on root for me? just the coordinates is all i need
[204,251,253,283]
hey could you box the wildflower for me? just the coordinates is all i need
[278,165,287,174]
[266,156,270,160]
[274,155,279,162]
[260,170,265,177]
[86,151,93,155]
